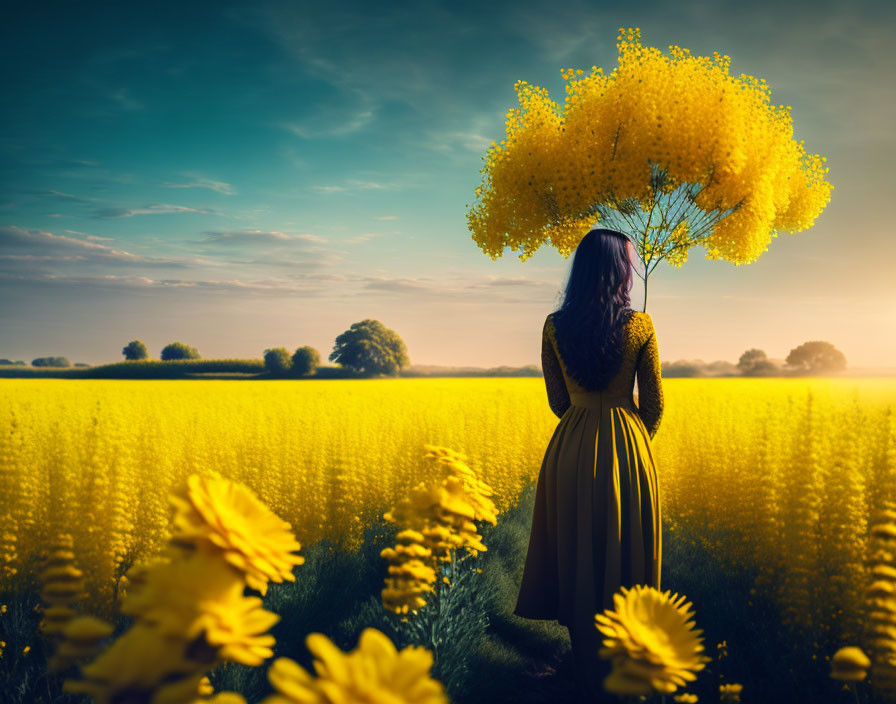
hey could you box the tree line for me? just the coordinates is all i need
[662,341,847,377]
[118,318,410,377]
[3,327,847,377]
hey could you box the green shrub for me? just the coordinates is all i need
[122,340,149,360]
[264,347,293,374]
[31,356,70,367]
[292,346,321,376]
[160,342,200,361]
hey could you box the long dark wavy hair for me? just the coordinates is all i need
[551,228,637,391]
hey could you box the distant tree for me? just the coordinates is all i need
[785,341,846,375]
[123,340,149,360]
[264,347,293,374]
[32,356,71,367]
[330,319,410,377]
[74,363,91,367]
[0,359,12,365]
[737,348,778,376]
[160,342,200,361]
[292,346,321,376]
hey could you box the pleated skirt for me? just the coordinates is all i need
[513,400,661,628]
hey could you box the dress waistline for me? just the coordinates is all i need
[569,391,635,411]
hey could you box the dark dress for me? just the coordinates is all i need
[513,309,664,699]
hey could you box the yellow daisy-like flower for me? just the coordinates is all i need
[170,473,305,594]
[260,628,448,704]
[595,584,712,696]
[121,550,279,667]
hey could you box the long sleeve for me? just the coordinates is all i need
[635,317,664,439]
[542,316,571,419]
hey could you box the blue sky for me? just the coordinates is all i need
[2,0,894,368]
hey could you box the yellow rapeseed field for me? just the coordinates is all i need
[1,377,894,641]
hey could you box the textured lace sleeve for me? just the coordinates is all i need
[636,316,664,439]
[542,316,571,419]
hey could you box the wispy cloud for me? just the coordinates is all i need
[13,189,94,204]
[373,215,399,221]
[93,204,221,218]
[278,106,377,139]
[199,229,328,246]
[429,130,494,153]
[0,225,190,269]
[0,271,329,297]
[358,273,555,302]
[362,277,432,293]
[162,176,237,195]
[345,232,385,244]
[310,179,399,194]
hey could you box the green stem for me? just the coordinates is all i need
[642,269,647,313]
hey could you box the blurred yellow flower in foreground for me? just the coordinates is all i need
[63,622,196,703]
[830,645,871,681]
[121,550,279,666]
[261,627,447,704]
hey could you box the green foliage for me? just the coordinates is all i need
[122,340,149,361]
[263,347,293,374]
[392,551,494,700]
[30,356,70,367]
[291,346,321,376]
[160,342,200,361]
[85,359,264,378]
[329,319,410,376]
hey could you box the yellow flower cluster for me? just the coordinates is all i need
[862,505,896,696]
[719,682,744,702]
[830,645,871,681]
[664,221,691,268]
[467,26,832,266]
[37,533,112,672]
[63,474,300,703]
[2,376,896,646]
[594,584,712,696]
[38,533,86,640]
[257,628,448,704]
[380,445,499,614]
[0,378,550,610]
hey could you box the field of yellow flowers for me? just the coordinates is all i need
[1,376,895,692]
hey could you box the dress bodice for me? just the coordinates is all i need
[541,310,664,439]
